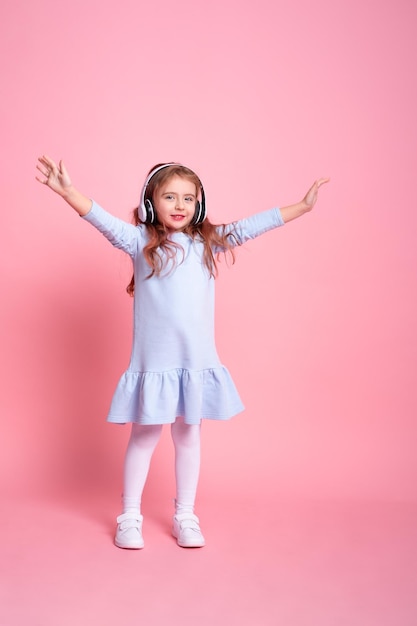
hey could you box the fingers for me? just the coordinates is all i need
[303,177,330,208]
[38,155,59,175]
[59,159,68,177]
[36,155,59,184]
[38,154,57,170]
[316,177,330,188]
[35,162,50,184]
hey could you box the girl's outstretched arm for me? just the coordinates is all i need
[36,155,92,216]
[279,178,330,223]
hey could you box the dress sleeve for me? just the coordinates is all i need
[82,200,143,258]
[219,207,285,248]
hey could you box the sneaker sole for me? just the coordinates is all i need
[172,529,205,548]
[115,539,144,550]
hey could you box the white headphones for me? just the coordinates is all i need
[139,163,206,225]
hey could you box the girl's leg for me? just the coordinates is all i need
[171,417,201,515]
[171,417,205,547]
[122,423,163,514]
[115,423,163,549]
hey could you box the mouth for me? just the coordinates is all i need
[171,215,186,221]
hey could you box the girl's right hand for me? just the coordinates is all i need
[36,155,73,197]
[36,155,92,216]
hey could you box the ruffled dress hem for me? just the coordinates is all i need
[105,366,245,425]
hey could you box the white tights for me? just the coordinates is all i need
[122,417,201,516]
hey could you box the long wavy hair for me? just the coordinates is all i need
[126,164,238,295]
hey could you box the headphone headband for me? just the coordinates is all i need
[139,163,206,225]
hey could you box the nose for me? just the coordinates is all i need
[176,198,185,210]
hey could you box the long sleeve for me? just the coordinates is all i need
[218,207,285,248]
[82,200,142,258]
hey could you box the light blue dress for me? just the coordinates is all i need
[83,201,284,425]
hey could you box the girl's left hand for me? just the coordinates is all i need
[279,178,330,223]
[303,178,330,211]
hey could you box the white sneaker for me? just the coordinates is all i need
[172,513,205,548]
[115,512,144,549]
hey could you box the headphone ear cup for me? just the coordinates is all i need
[199,200,207,223]
[192,201,202,225]
[191,194,206,225]
[144,198,155,224]
[139,202,147,223]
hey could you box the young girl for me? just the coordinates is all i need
[36,156,329,549]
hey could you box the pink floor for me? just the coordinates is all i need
[2,491,417,626]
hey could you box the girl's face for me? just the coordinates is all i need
[153,175,198,231]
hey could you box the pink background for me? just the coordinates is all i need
[1,0,416,624]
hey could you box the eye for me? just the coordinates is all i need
[164,194,174,200]
[185,196,195,202]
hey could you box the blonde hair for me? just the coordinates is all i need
[127,164,238,295]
